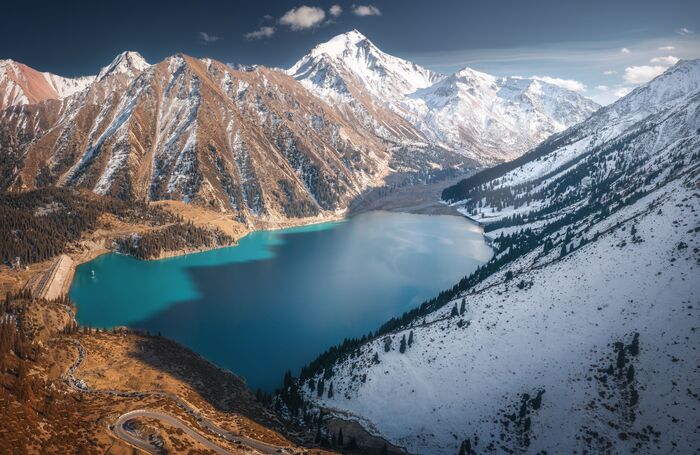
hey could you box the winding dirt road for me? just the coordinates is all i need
[114,409,232,454]
[64,340,288,454]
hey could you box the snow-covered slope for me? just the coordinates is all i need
[291,60,700,454]
[289,30,599,164]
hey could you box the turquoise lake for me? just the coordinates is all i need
[70,211,492,391]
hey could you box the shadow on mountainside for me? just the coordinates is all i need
[122,333,310,448]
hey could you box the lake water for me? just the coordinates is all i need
[70,211,492,391]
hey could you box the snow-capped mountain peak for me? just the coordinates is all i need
[289,30,443,101]
[307,29,369,59]
[451,66,496,84]
[97,51,150,81]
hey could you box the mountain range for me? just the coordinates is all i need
[0,30,599,226]
[292,59,700,454]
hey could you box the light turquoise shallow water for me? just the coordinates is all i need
[70,211,492,391]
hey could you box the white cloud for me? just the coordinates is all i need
[199,32,220,43]
[677,27,694,36]
[595,85,609,91]
[353,5,382,16]
[623,65,667,84]
[531,75,586,92]
[279,6,326,30]
[245,26,275,40]
[603,70,617,75]
[621,47,631,54]
[649,55,680,65]
[329,5,343,17]
[658,45,676,51]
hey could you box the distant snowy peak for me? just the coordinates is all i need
[97,51,150,81]
[0,59,94,109]
[289,30,443,101]
[409,67,600,162]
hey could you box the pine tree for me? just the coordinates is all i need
[408,330,414,347]
[399,335,407,353]
[317,379,325,397]
[327,382,334,399]
[629,332,640,356]
[283,370,293,389]
[338,428,344,446]
[451,303,459,317]
[460,298,466,315]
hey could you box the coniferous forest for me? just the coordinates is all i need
[0,188,232,265]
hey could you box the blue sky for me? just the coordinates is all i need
[2,0,698,104]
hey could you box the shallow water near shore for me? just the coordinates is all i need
[70,211,492,391]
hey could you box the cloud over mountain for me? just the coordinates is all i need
[353,5,382,16]
[280,6,326,30]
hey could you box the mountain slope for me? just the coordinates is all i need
[292,60,700,454]
[290,30,599,164]
[0,59,93,109]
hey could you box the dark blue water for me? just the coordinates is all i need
[70,211,491,391]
